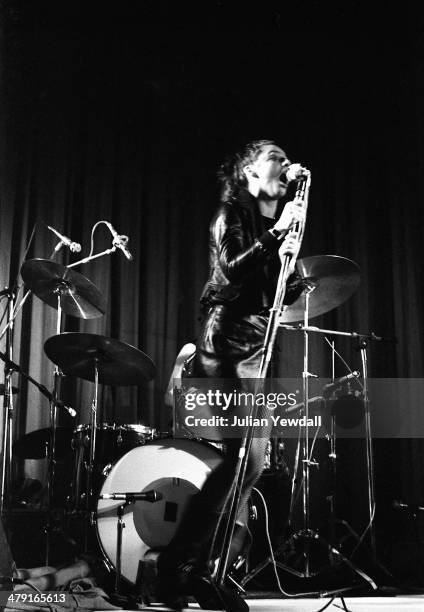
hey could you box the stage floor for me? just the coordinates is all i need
[99,595,424,612]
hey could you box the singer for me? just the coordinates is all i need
[157,140,307,610]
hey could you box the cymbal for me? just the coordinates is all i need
[281,255,361,323]
[0,384,19,395]
[44,333,156,386]
[13,426,74,459]
[21,259,106,320]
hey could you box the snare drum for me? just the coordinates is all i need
[96,438,223,584]
[70,423,157,510]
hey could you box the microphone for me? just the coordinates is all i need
[106,223,133,261]
[323,371,360,395]
[283,163,310,183]
[56,399,76,417]
[46,225,81,253]
[285,395,325,415]
[99,490,163,502]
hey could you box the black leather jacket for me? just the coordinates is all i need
[199,189,304,315]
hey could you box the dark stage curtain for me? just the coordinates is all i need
[0,1,423,567]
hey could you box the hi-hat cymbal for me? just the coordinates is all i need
[21,259,106,320]
[44,333,156,386]
[0,384,19,395]
[13,426,74,460]
[281,255,361,323]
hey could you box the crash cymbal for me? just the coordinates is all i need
[281,255,360,323]
[44,333,156,386]
[21,259,106,320]
[13,426,74,459]
[0,384,19,395]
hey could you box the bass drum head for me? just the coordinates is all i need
[96,438,222,584]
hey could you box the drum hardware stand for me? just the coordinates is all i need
[87,359,99,510]
[99,493,162,608]
[282,324,382,564]
[81,358,100,553]
[357,337,376,563]
[283,323,378,575]
[0,287,72,517]
[44,290,62,563]
[0,287,16,516]
[1,282,76,563]
[328,340,337,553]
[113,500,128,595]
[0,346,75,561]
[238,321,382,591]
[0,245,72,519]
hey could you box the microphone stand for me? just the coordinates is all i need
[215,175,311,589]
[0,239,121,343]
[215,255,294,589]
[0,288,15,516]
[0,344,75,556]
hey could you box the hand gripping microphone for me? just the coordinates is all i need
[283,163,310,183]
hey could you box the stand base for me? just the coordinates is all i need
[238,529,377,595]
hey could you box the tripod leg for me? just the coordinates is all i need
[315,595,353,612]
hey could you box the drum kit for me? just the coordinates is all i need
[0,249,383,592]
[0,255,158,563]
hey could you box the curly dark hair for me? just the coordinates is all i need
[217,139,278,201]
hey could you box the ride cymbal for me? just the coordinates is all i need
[281,255,361,322]
[21,259,106,320]
[44,332,156,386]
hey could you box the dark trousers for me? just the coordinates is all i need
[165,306,273,568]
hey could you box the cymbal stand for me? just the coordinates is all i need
[293,284,319,577]
[45,289,64,564]
[83,358,99,551]
[0,288,16,516]
[328,340,337,552]
[239,325,380,599]
[240,322,381,588]
[358,337,376,562]
[281,324,380,564]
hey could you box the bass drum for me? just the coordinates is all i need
[96,438,223,585]
[70,423,157,510]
